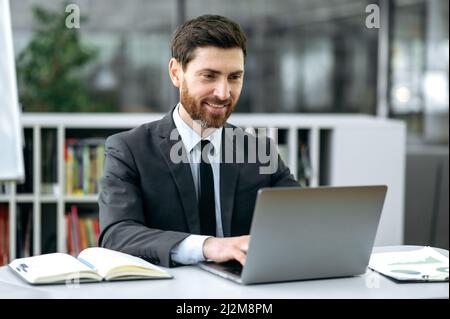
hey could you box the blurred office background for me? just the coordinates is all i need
[7,0,449,249]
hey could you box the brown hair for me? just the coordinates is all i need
[171,15,247,69]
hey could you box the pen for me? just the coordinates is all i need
[421,274,448,281]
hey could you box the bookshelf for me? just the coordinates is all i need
[0,113,406,265]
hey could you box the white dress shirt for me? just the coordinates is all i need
[170,103,224,264]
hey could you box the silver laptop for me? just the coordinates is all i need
[199,185,387,284]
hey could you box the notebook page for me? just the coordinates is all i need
[78,247,165,278]
[9,253,94,283]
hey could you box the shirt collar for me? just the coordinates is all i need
[172,103,222,155]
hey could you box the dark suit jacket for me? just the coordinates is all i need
[98,110,298,267]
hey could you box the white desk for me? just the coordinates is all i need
[0,246,448,299]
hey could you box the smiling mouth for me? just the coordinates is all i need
[204,101,229,109]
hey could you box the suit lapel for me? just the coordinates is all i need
[156,111,201,234]
[220,125,240,237]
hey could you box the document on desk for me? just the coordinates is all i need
[8,247,172,285]
[369,247,449,282]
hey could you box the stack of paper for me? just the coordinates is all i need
[369,247,449,282]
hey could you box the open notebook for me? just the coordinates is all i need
[8,247,172,285]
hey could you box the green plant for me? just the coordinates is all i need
[16,3,113,112]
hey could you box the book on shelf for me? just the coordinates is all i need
[0,205,9,266]
[66,205,100,256]
[9,247,172,285]
[368,246,449,282]
[65,138,105,195]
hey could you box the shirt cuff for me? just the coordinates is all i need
[170,235,212,265]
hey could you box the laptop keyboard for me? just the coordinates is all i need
[218,260,243,276]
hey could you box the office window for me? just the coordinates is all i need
[11,0,447,127]
[389,0,449,143]
[12,0,380,114]
[186,0,379,114]
[11,0,176,113]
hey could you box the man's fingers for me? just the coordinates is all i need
[204,236,250,264]
[239,235,250,252]
[233,250,246,266]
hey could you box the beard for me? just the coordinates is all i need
[180,82,236,129]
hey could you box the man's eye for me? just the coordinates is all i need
[202,74,215,80]
[230,75,242,81]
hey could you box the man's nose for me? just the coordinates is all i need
[213,78,231,101]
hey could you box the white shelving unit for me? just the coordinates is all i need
[0,113,406,262]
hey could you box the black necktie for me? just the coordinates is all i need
[199,140,216,236]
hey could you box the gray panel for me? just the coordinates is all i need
[404,147,449,250]
[434,156,449,249]
[404,153,439,245]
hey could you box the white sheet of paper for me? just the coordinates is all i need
[369,247,449,281]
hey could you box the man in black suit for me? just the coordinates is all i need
[99,15,298,267]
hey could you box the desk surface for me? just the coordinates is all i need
[0,246,448,299]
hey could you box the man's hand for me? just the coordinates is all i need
[202,235,250,266]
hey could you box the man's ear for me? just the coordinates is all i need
[168,58,182,88]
